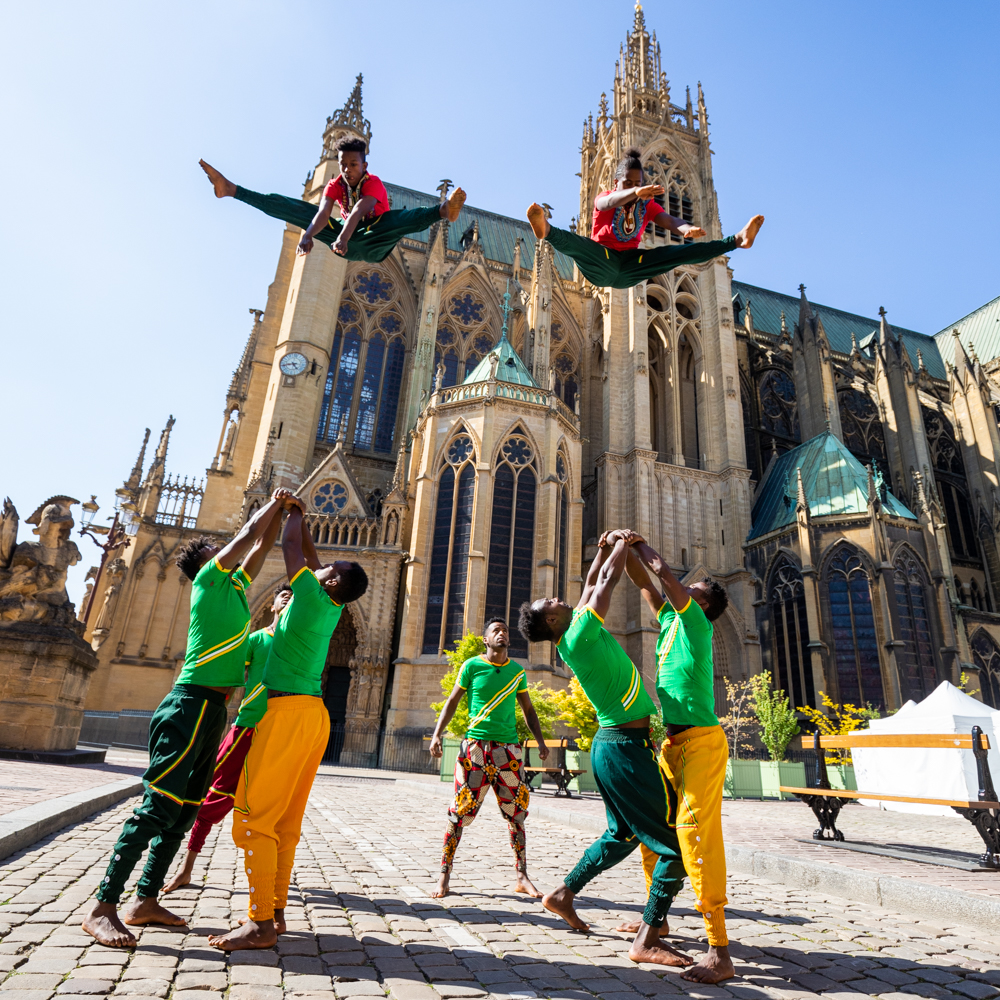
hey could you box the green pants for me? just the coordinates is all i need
[96,685,228,903]
[563,727,686,928]
[546,225,737,289]
[234,186,443,263]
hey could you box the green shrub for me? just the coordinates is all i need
[750,670,800,761]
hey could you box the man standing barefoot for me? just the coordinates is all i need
[429,619,550,899]
[518,532,692,970]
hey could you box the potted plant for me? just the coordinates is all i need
[720,677,763,799]
[751,671,803,798]
[551,678,599,792]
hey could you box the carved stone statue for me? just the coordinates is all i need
[0,496,82,629]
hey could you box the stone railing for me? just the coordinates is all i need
[306,513,392,549]
[435,380,579,427]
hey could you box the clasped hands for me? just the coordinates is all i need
[598,528,645,548]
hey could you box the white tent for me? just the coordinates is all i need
[850,680,1000,816]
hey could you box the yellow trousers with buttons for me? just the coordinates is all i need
[657,725,730,947]
[232,695,329,922]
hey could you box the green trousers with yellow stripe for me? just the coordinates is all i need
[234,186,443,263]
[545,225,738,289]
[96,685,228,903]
[563,727,686,928]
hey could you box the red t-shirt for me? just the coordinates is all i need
[590,193,659,251]
[323,173,390,221]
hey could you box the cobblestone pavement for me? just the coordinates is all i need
[1,772,998,1000]
[0,752,148,816]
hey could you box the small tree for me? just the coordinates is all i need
[516,683,559,743]
[429,631,484,737]
[797,692,879,764]
[719,677,760,760]
[751,670,800,762]
[550,677,599,750]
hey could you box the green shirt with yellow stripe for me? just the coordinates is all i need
[457,655,527,743]
[654,597,718,727]
[557,606,657,727]
[234,628,273,728]
[175,557,252,688]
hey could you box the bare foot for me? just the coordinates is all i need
[82,902,137,948]
[527,203,550,240]
[240,908,286,934]
[734,214,764,249]
[199,160,237,199]
[162,852,197,894]
[441,187,467,222]
[681,945,735,983]
[513,872,541,898]
[122,896,187,928]
[615,920,641,934]
[431,871,450,898]
[541,885,589,932]
[208,918,277,952]
[629,921,692,967]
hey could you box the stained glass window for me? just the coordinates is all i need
[313,481,348,514]
[839,388,889,476]
[893,552,937,701]
[826,547,883,710]
[434,349,459,388]
[758,370,799,442]
[449,293,485,325]
[484,436,537,657]
[353,334,385,450]
[354,271,393,304]
[317,327,360,442]
[374,338,405,453]
[923,408,966,476]
[939,481,979,561]
[970,628,1000,709]
[769,558,814,708]
[423,438,477,654]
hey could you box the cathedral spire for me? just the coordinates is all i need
[125,427,150,493]
[322,72,372,159]
[144,416,175,489]
[797,283,812,331]
[878,305,896,345]
[228,308,262,405]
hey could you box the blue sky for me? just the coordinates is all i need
[2,0,997,603]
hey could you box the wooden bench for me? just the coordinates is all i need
[524,738,586,798]
[780,726,1000,870]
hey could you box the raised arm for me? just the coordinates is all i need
[625,544,666,618]
[650,209,706,239]
[216,492,285,572]
[297,500,322,571]
[578,533,612,609]
[281,505,308,580]
[298,195,337,255]
[241,500,286,582]
[587,536,629,620]
[633,539,689,612]
[594,183,663,212]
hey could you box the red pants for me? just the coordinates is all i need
[186,724,254,853]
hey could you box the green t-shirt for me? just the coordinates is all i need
[234,628,273,728]
[457,655,527,743]
[175,558,252,688]
[655,597,718,728]
[557,606,657,727]
[262,566,343,697]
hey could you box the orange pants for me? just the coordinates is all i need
[658,725,729,946]
[232,695,329,921]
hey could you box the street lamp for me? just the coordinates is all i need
[79,492,136,623]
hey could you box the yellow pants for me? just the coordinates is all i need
[659,725,729,946]
[232,695,329,921]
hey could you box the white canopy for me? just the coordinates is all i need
[850,681,1000,816]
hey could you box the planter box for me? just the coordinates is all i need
[724,759,763,799]
[566,749,599,793]
[828,763,857,791]
[439,735,462,782]
[760,760,807,799]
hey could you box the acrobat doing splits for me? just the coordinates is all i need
[528,146,763,289]
[200,135,466,263]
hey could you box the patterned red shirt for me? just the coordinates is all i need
[323,173,390,221]
[590,192,658,250]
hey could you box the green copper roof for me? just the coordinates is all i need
[731,281,946,380]
[933,293,1000,370]
[748,432,917,541]
[462,332,538,387]
[384,183,574,280]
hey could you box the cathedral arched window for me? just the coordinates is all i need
[422,435,477,655]
[824,547,884,710]
[970,628,1000,709]
[316,273,407,452]
[892,551,937,701]
[555,451,570,603]
[485,432,537,658]
[839,388,889,479]
[769,557,815,709]
[667,173,694,243]
[679,335,700,467]
[923,407,966,477]
[552,352,579,410]
[758,369,799,444]
[939,481,979,561]
[435,290,496,385]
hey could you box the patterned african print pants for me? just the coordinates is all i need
[545,225,738,290]
[234,186,443,264]
[441,738,530,873]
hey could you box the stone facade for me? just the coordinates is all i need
[80,5,1000,732]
